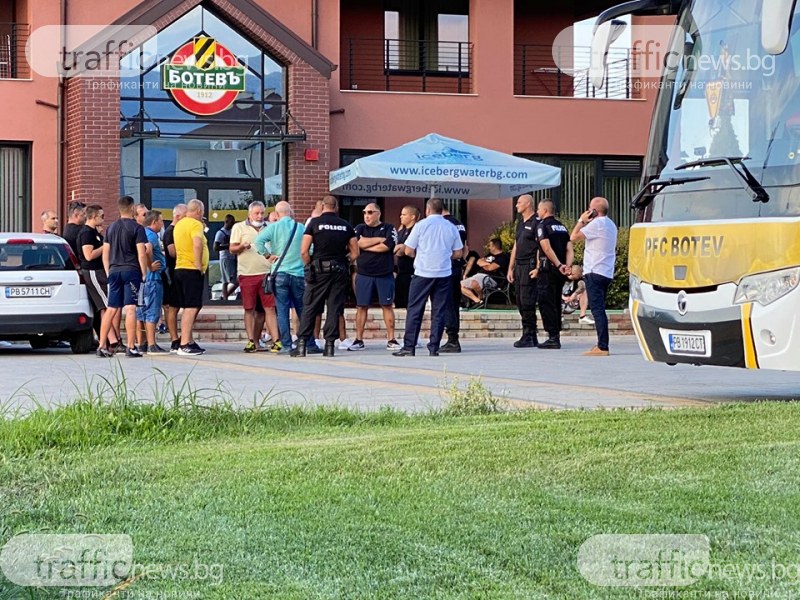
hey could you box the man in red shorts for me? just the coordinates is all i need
[230,201,280,352]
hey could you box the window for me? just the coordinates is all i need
[384,0,468,73]
[519,155,642,228]
[0,144,30,231]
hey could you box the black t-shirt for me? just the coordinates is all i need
[106,217,147,274]
[515,215,539,263]
[537,216,570,267]
[62,223,83,257]
[444,215,467,265]
[304,212,356,263]
[76,225,104,270]
[396,226,415,275]
[355,222,396,277]
[481,251,510,279]
[163,224,176,272]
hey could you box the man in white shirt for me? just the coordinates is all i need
[393,198,463,357]
[570,196,618,356]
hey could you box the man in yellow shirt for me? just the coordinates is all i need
[230,201,279,352]
[173,198,209,356]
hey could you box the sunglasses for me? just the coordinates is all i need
[363,210,378,214]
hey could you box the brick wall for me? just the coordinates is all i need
[64,0,331,221]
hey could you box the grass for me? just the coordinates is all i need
[2,390,800,598]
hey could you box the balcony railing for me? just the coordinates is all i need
[346,38,473,94]
[0,23,30,79]
[515,44,640,99]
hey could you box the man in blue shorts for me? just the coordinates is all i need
[97,195,148,358]
[349,203,399,351]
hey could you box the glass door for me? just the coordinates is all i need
[142,178,263,303]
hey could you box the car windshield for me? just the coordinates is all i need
[644,0,800,222]
[0,243,73,271]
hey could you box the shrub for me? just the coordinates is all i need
[490,216,630,309]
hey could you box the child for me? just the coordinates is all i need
[562,265,593,324]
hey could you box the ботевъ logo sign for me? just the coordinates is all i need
[162,36,246,116]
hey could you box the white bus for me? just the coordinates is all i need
[593,0,800,370]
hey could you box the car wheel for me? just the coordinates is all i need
[28,337,49,350]
[70,330,94,354]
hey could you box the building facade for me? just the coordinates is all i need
[0,0,664,270]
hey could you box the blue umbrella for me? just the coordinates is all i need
[329,133,561,200]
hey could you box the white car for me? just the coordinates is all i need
[0,233,95,353]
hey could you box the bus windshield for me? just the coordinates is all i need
[644,0,800,222]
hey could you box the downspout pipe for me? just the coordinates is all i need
[311,0,318,48]
[57,0,67,225]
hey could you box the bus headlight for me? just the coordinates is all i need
[629,274,643,302]
[734,267,800,306]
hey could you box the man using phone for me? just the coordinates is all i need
[571,197,618,356]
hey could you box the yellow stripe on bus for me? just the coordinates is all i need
[630,300,654,362]
[741,303,759,369]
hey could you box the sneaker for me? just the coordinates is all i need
[135,344,147,354]
[579,315,595,325]
[440,340,462,353]
[189,342,206,354]
[271,345,292,355]
[386,339,402,350]
[257,339,270,352]
[261,334,272,344]
[315,338,326,351]
[96,347,114,358]
[177,345,203,356]
[337,338,353,350]
[157,323,167,335]
[347,339,365,351]
[538,338,561,350]
[583,346,610,356]
[147,344,168,354]
[269,341,283,352]
[170,340,180,353]
[125,347,143,358]
[243,340,257,353]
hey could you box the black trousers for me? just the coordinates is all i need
[402,275,451,352]
[297,267,348,343]
[444,261,462,338]
[537,268,566,339]
[514,263,538,333]
[394,272,412,308]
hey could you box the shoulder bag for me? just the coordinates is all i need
[262,222,300,295]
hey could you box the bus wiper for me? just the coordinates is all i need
[675,156,769,203]
[631,175,710,209]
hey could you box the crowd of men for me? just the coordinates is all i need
[37,192,617,358]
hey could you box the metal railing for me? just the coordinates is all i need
[0,23,30,79]
[514,44,639,99]
[347,38,473,94]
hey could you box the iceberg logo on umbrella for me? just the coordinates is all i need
[415,147,484,163]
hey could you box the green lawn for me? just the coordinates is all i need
[2,402,800,599]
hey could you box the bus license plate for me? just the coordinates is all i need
[668,333,707,356]
[5,286,52,298]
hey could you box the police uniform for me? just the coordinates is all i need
[293,211,356,356]
[443,214,467,351]
[513,214,540,346]
[536,215,570,346]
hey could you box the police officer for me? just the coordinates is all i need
[441,206,467,353]
[507,194,540,348]
[292,195,359,357]
[535,198,573,349]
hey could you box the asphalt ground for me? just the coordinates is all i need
[2,336,799,416]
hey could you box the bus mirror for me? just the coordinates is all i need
[590,19,627,89]
[762,0,797,55]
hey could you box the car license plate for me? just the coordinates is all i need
[5,286,52,298]
[661,329,711,357]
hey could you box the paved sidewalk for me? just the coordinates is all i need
[2,337,798,415]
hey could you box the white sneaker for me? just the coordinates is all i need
[579,315,595,325]
[261,333,272,344]
[291,334,298,342]
[316,338,325,350]
[337,337,353,350]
